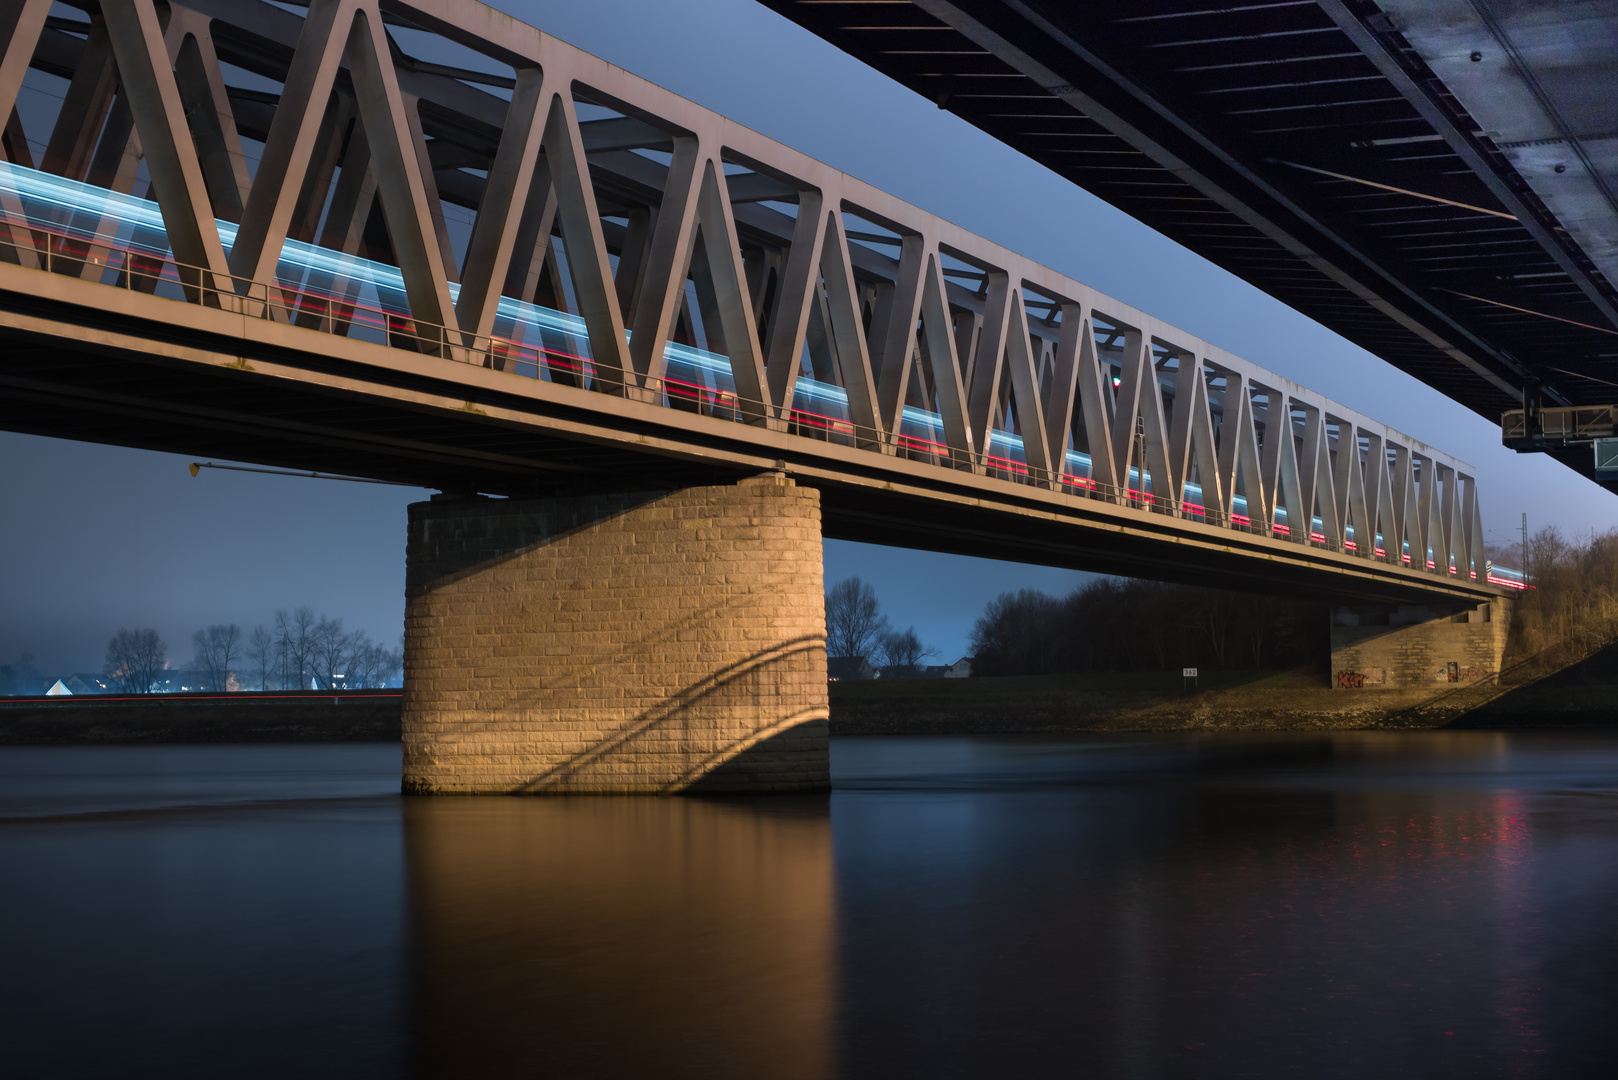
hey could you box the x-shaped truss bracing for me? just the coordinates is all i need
[0,0,1492,582]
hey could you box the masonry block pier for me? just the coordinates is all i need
[401,476,829,794]
[1330,599,1512,690]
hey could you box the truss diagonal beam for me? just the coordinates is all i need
[99,0,231,291]
[457,67,544,342]
[229,0,356,291]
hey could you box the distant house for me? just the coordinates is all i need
[60,674,116,695]
[45,678,72,696]
[876,657,975,680]
[827,656,877,681]
[829,656,972,681]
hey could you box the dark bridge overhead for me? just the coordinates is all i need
[759,0,1618,485]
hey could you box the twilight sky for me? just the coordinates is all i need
[4,0,1616,676]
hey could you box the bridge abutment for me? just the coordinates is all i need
[1330,598,1512,690]
[400,475,829,794]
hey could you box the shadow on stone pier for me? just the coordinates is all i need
[401,478,830,794]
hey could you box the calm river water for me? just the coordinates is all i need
[2,733,1616,1078]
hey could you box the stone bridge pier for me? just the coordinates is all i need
[400,475,829,794]
[1330,598,1512,691]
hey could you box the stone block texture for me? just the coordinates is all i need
[1330,598,1512,690]
[401,476,829,793]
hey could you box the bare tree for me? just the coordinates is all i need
[1192,590,1236,667]
[105,628,167,694]
[345,631,379,689]
[825,577,889,660]
[1528,524,1568,591]
[310,616,348,689]
[2,653,42,695]
[383,635,405,688]
[1245,595,1281,668]
[245,625,275,691]
[1506,526,1618,676]
[275,607,317,689]
[877,626,937,670]
[970,589,1062,675]
[968,577,1324,677]
[261,610,406,690]
[343,631,405,689]
[191,623,242,691]
[381,643,404,687]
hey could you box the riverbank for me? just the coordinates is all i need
[3,655,1613,744]
[0,691,402,743]
[828,664,1614,734]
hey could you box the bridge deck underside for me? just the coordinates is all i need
[761,0,1618,485]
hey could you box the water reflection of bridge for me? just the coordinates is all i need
[0,0,1506,791]
[400,733,1569,1075]
[405,795,833,1077]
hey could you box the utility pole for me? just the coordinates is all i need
[1522,512,1529,588]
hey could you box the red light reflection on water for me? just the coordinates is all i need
[1183,786,1546,1070]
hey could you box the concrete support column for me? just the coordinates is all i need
[401,474,829,793]
[1330,597,1512,690]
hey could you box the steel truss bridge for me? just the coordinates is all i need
[762,0,1618,489]
[0,0,1504,603]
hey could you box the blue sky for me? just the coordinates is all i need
[4,0,1615,673]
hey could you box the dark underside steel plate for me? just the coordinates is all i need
[758,0,1618,486]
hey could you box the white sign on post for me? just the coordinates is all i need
[1182,668,1198,678]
